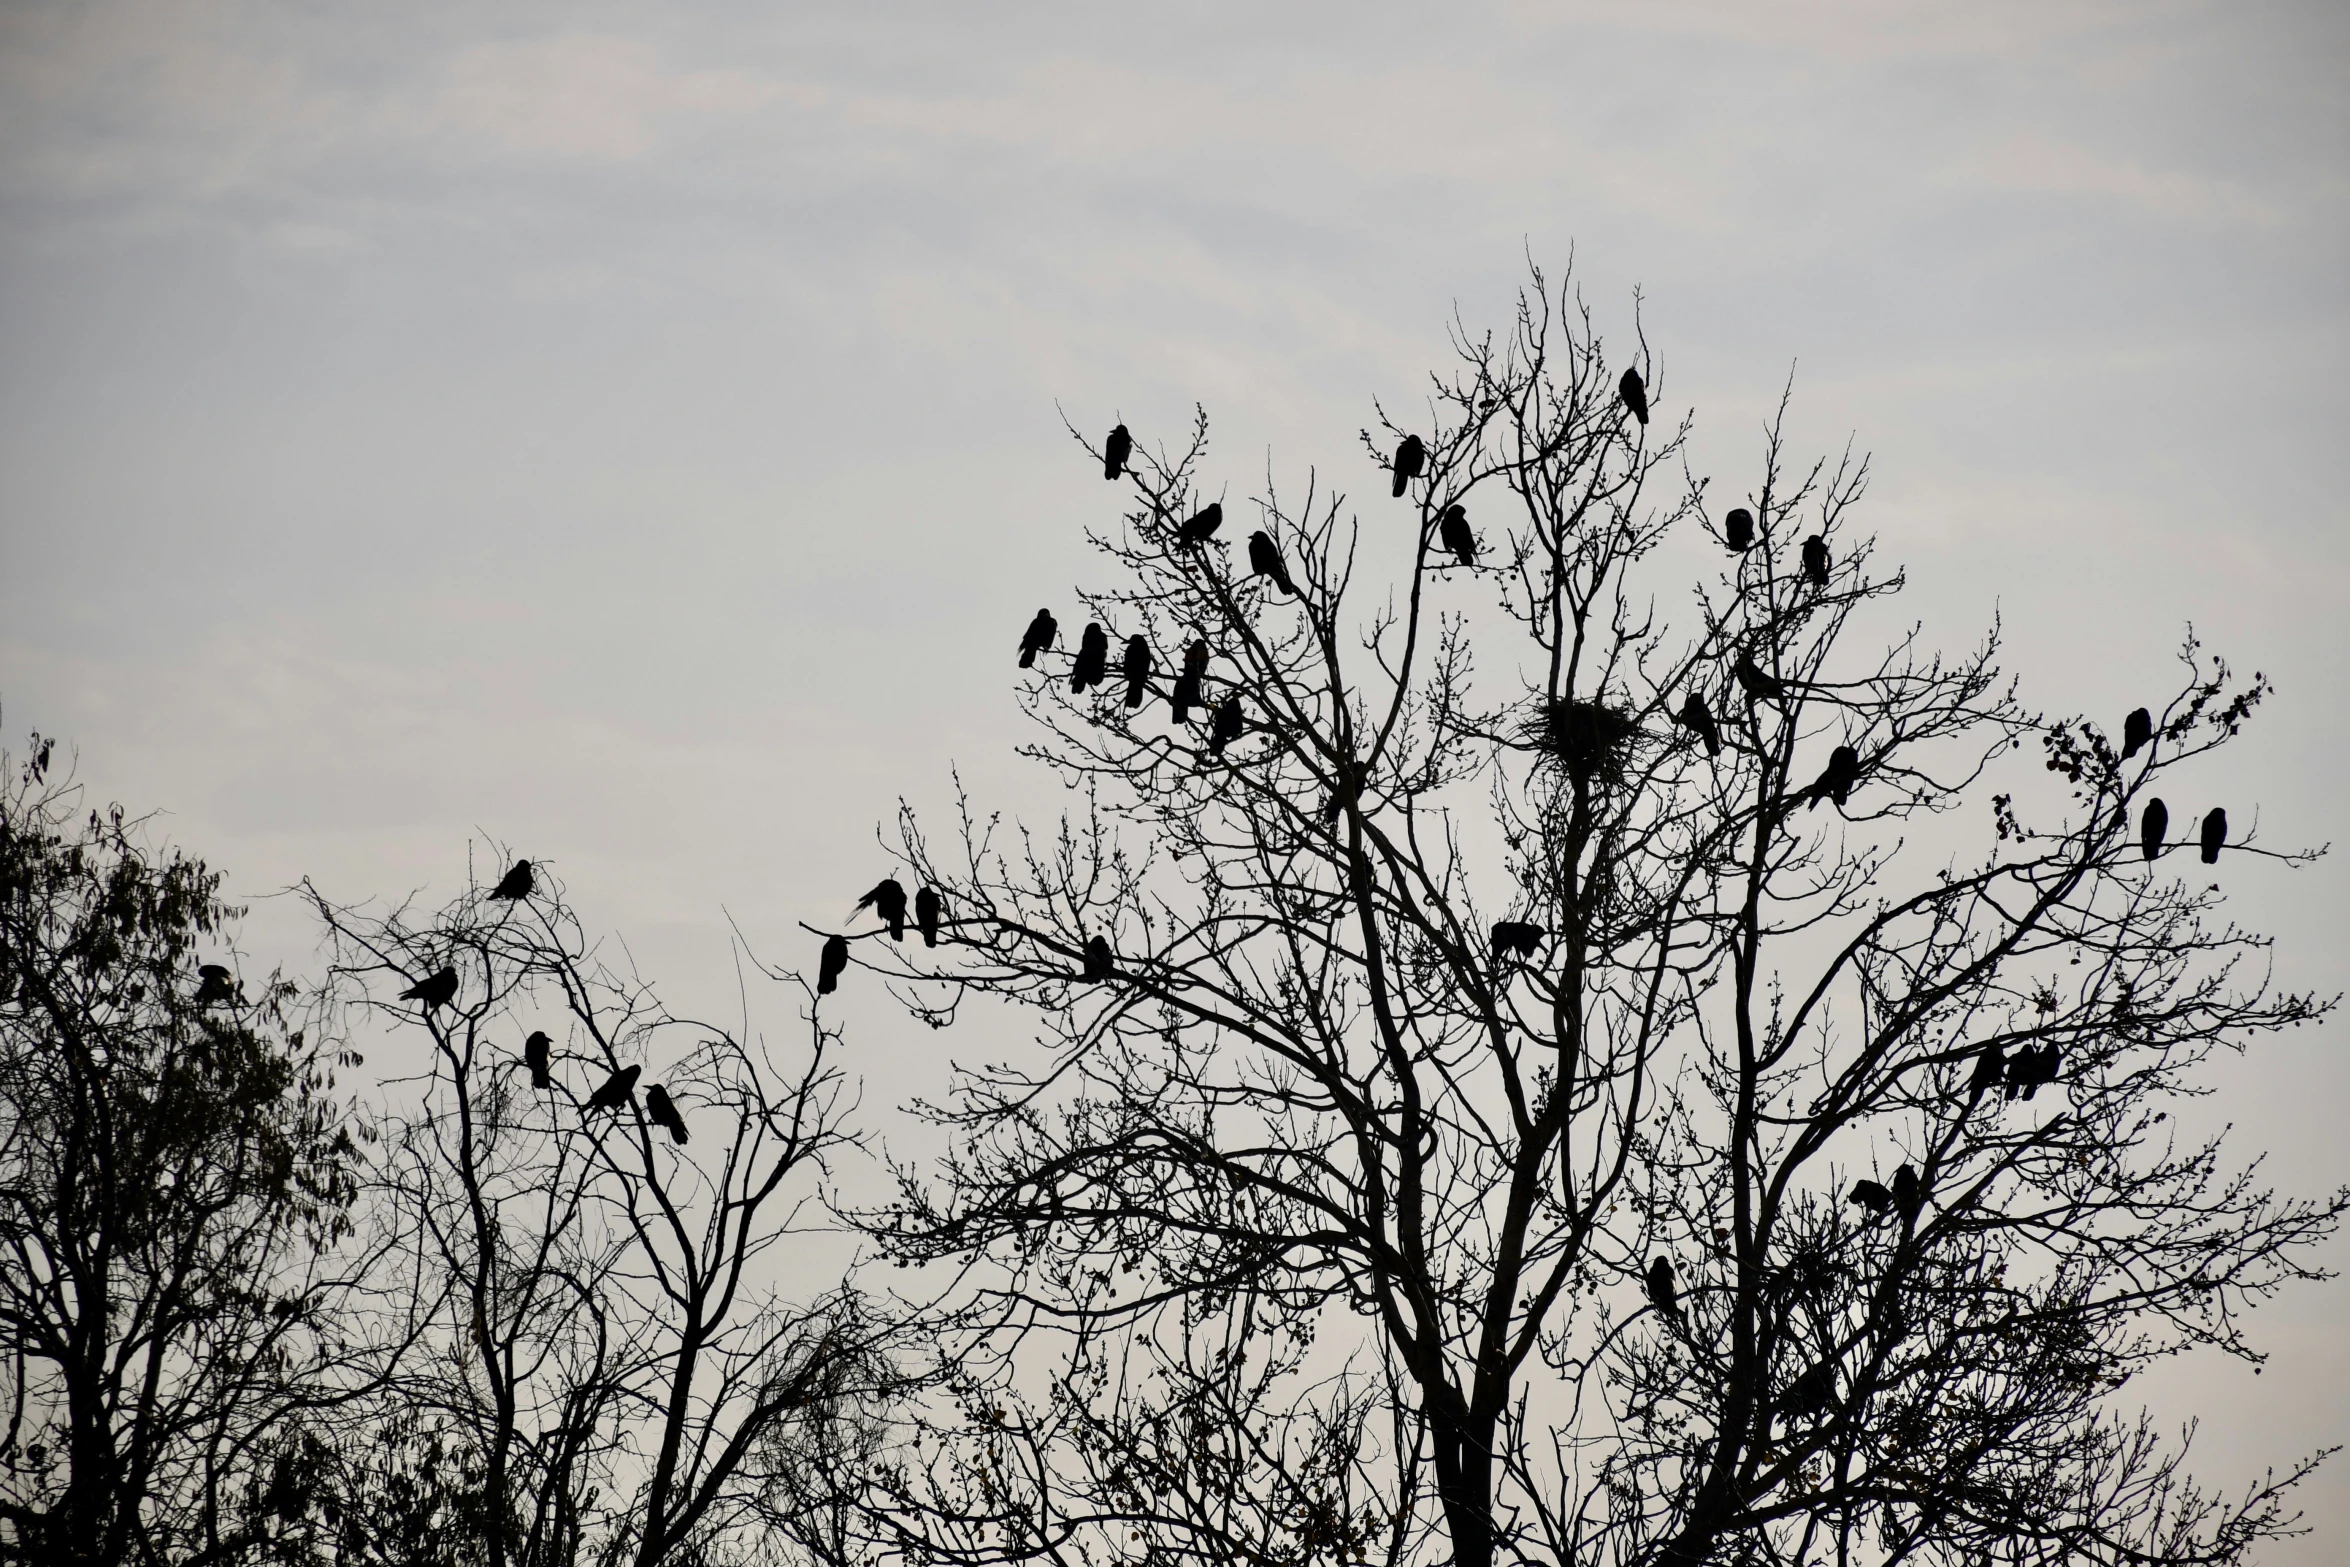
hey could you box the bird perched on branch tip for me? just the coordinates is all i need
[1619,368,1649,427]
[1018,609,1058,669]
[524,1030,552,1090]
[857,878,909,942]
[1122,635,1152,709]
[1392,435,1425,498]
[1724,508,1755,551]
[586,1063,640,1113]
[1071,623,1109,694]
[2120,707,2153,762]
[399,966,460,1011]
[916,886,943,948]
[489,860,534,900]
[1437,504,1476,567]
[646,1084,688,1145]
[1249,532,1298,597]
[1103,422,1131,481]
[817,934,850,996]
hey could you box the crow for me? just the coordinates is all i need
[2200,807,2227,865]
[1324,759,1370,826]
[1071,623,1110,694]
[1210,696,1245,756]
[399,966,460,1011]
[1848,1180,1893,1218]
[1780,1359,1836,1421]
[1677,692,1720,758]
[1392,434,1425,498]
[1104,422,1131,481]
[646,1084,688,1145]
[1172,641,1210,722]
[1619,368,1649,427]
[1724,507,1756,551]
[1176,502,1224,547]
[857,878,909,941]
[586,1063,640,1113]
[916,886,943,948]
[1018,609,1058,668]
[1801,534,1830,588]
[490,860,534,900]
[1249,531,1298,596]
[2120,707,2154,762]
[817,934,850,996]
[194,964,236,1006]
[524,1030,553,1089]
[1122,635,1152,709]
[2002,1043,2035,1102]
[1082,935,1114,982]
[2023,1043,2061,1101]
[1645,1255,1679,1316]
[1490,921,1545,962]
[1437,504,1476,567]
[1733,652,1786,705]
[1803,745,1862,810]
[2140,798,2168,863]
[1968,1041,2006,1104]
[1892,1164,1923,1227]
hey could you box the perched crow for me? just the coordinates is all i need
[1733,652,1786,705]
[1968,1041,2006,1103]
[524,1030,553,1090]
[194,964,236,1006]
[1172,641,1210,722]
[1392,434,1425,498]
[2120,707,2154,762]
[1490,921,1545,962]
[1848,1180,1893,1217]
[2024,1043,2061,1101]
[2200,807,2227,865]
[586,1063,641,1113]
[1619,368,1649,427]
[1176,502,1224,547]
[857,878,909,942]
[817,934,850,996]
[2140,798,2168,863]
[1801,534,1830,588]
[1083,935,1114,982]
[646,1084,688,1145]
[1323,759,1370,826]
[1018,609,1058,669]
[399,966,460,1011]
[1437,504,1476,567]
[1724,507,1756,552]
[1071,623,1110,693]
[1804,745,1862,810]
[1210,696,1245,756]
[2002,1043,2035,1102]
[1249,532,1298,596]
[1780,1359,1837,1421]
[1645,1255,1679,1316]
[915,886,943,948]
[1122,635,1152,709]
[1892,1164,1923,1227]
[1104,422,1132,481]
[1677,692,1720,758]
[490,860,534,900]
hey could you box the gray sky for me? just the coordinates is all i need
[2,0,2346,1553]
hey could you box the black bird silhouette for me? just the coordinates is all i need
[1082,935,1114,982]
[1781,1359,1837,1421]
[1804,745,1862,810]
[2141,798,2168,862]
[645,1084,688,1144]
[524,1030,552,1089]
[1645,1255,1679,1316]
[2001,1043,2035,1102]
[194,964,235,1006]
[1071,623,1109,693]
[1018,608,1058,669]
[1677,692,1720,758]
[916,886,943,947]
[2120,707,2154,762]
[817,934,850,995]
[1176,502,1223,547]
[1848,1180,1893,1217]
[857,878,909,942]
[1801,534,1830,588]
[1968,1041,2006,1104]
[586,1063,640,1113]
[1724,507,1756,551]
[1392,434,1425,498]
[2200,807,2227,865]
[1172,641,1210,722]
[1122,635,1152,709]
[1323,759,1370,825]
[1490,921,1545,962]
[1249,532,1297,596]
[1892,1164,1923,1227]
[1733,652,1786,705]
[1437,504,1476,567]
[490,860,534,900]
[399,966,460,1011]
[1619,368,1649,427]
[1104,422,1131,481]
[1210,696,1246,755]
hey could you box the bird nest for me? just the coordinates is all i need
[1522,696,1639,785]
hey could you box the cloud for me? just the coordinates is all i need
[416,33,785,162]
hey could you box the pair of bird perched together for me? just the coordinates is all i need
[2110,705,2229,865]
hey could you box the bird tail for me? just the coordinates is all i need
[1392,470,1407,499]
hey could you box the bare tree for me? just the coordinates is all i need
[834,263,2343,1567]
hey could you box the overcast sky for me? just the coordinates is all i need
[2,0,2345,1552]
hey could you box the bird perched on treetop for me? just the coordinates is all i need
[2200,807,2227,865]
[1172,641,1210,723]
[1249,532,1298,597]
[1801,534,1830,588]
[1018,609,1058,669]
[1892,1164,1923,1227]
[490,860,534,900]
[1210,696,1246,756]
[1103,422,1131,481]
[523,1030,552,1090]
[1176,502,1223,547]
[1082,935,1114,982]
[857,878,909,942]
[2120,707,2154,762]
[586,1063,640,1113]
[1848,1180,1893,1217]
[1804,745,1862,810]
[1391,434,1425,498]
[1122,635,1152,710]
[2140,798,2168,863]
[1437,504,1476,567]
[399,966,460,1011]
[1071,623,1109,694]
[817,934,850,996]
[1490,922,1544,962]
[1619,368,1649,427]
[1645,1255,1679,1316]
[194,964,235,1006]
[1733,652,1786,705]
[916,886,943,948]
[1724,508,1756,551]
[645,1084,688,1145]
[1677,693,1720,758]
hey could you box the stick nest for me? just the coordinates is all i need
[1524,696,1639,785]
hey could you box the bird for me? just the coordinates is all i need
[1892,1164,1923,1227]
[2199,807,2227,865]
[586,1063,641,1113]
[1967,1041,2006,1104]
[1018,609,1058,669]
[645,1084,688,1145]
[1176,502,1223,547]
[817,934,850,996]
[194,964,235,1006]
[1724,508,1755,551]
[1104,422,1131,481]
[2023,1043,2061,1101]
[2140,798,2168,863]
[857,878,909,942]
[1733,652,1786,705]
[1677,692,1720,758]
[1172,641,1210,722]
[2002,1043,2036,1102]
[2120,707,2154,762]
[489,860,534,900]
[523,1030,553,1089]
[1619,368,1649,427]
[1645,1255,1679,1316]
[1848,1180,1893,1217]
[1392,434,1425,498]
[1779,1359,1836,1421]
[1249,532,1298,596]
[1801,534,1830,588]
[1437,504,1476,567]
[1210,696,1245,755]
[916,886,943,948]
[1071,623,1110,694]
[1804,745,1862,810]
[399,966,460,1011]
[1082,935,1114,982]
[1490,921,1545,961]
[1122,635,1152,709]
[1323,759,1370,825]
